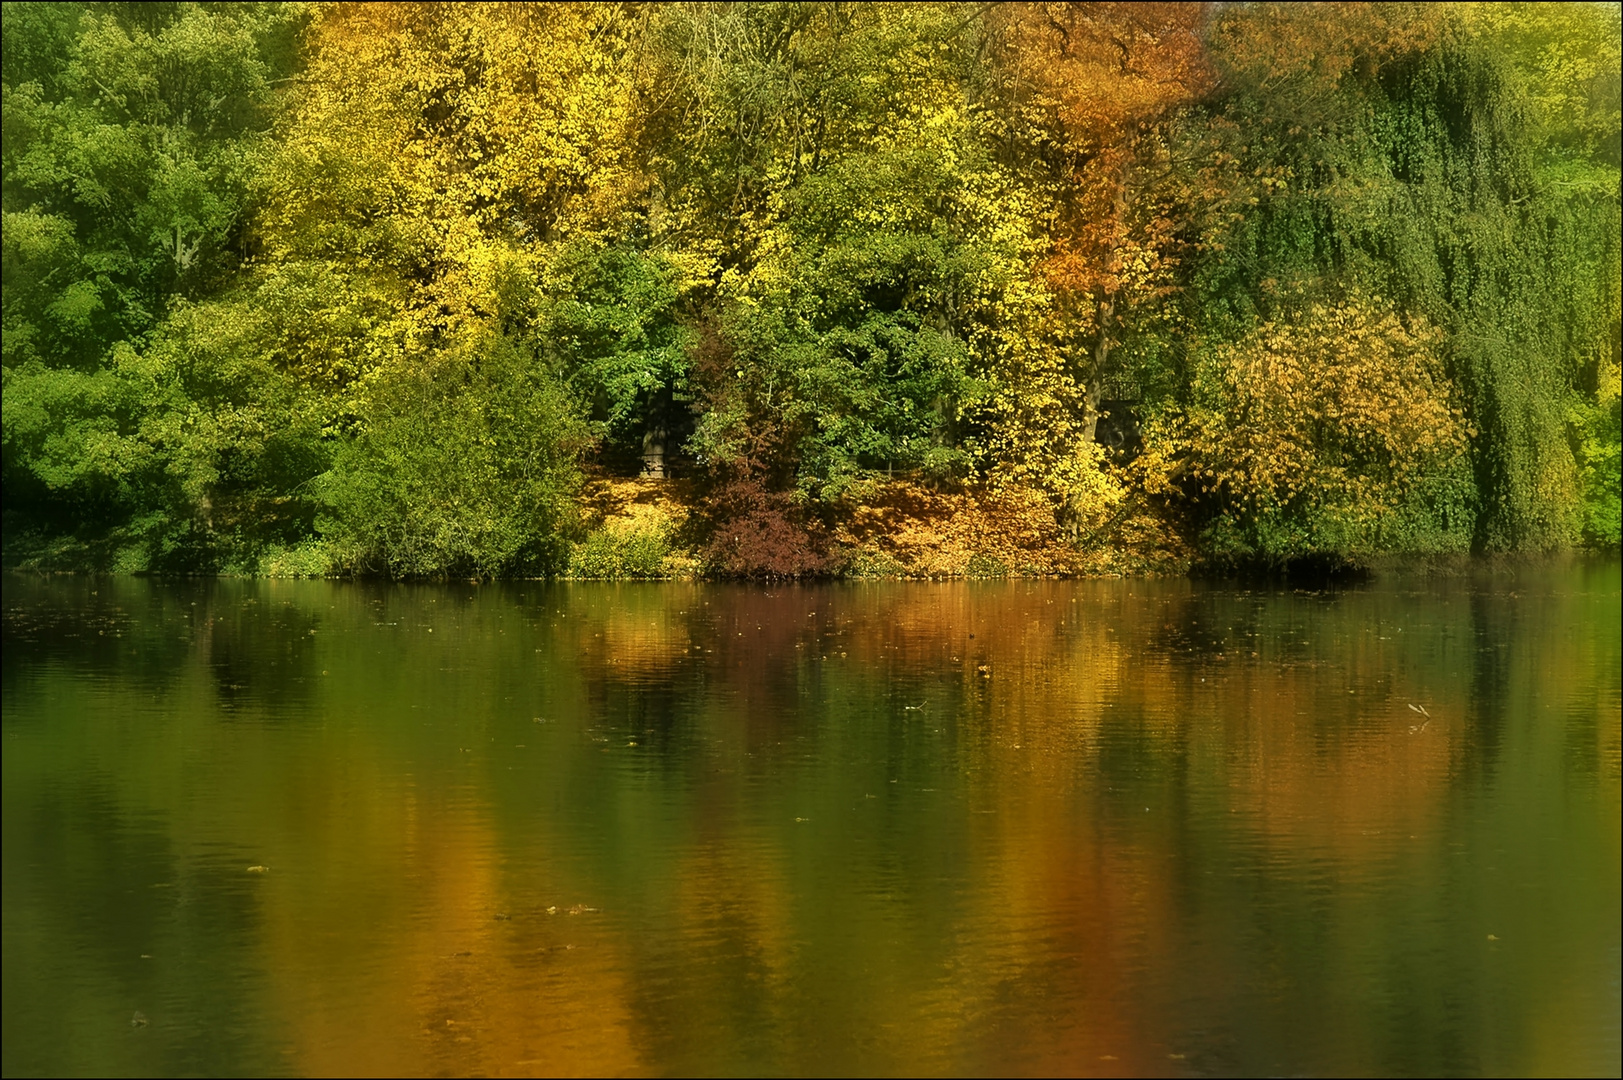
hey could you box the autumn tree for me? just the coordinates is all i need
[3,1,1616,575]
[989,2,1211,444]
[1175,297,1470,562]
[248,1,658,574]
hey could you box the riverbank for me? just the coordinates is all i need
[226,472,1197,582]
[15,472,1611,584]
[558,475,1195,582]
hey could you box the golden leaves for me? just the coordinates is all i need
[264,2,645,348]
[1178,297,1468,530]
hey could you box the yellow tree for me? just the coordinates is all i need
[241,3,653,575]
[1176,297,1471,560]
[256,1,648,369]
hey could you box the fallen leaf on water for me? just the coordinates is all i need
[246,865,270,873]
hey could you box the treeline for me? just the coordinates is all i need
[3,2,1619,578]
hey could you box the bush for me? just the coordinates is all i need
[319,333,588,579]
[1177,298,1472,564]
[700,478,831,579]
[568,526,674,579]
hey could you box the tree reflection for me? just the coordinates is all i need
[2,563,1618,1076]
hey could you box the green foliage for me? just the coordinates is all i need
[652,3,1032,497]
[4,2,1619,576]
[539,243,693,461]
[2,295,323,571]
[1370,29,1612,551]
[2,1,310,568]
[2,2,302,366]
[257,538,334,578]
[318,332,587,580]
[1573,388,1622,547]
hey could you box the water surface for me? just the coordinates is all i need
[3,564,1619,1076]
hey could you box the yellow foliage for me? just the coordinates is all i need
[832,478,1186,578]
[571,475,701,579]
[260,2,645,354]
[1177,298,1469,527]
[578,476,694,537]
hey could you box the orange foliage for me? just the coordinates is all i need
[997,0,1212,250]
[992,3,1214,437]
[836,480,1076,577]
[1210,1,1444,92]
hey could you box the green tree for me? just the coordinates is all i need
[320,331,588,579]
[648,3,1054,501]
[3,2,306,568]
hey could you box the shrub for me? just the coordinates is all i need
[1177,298,1472,564]
[320,333,588,579]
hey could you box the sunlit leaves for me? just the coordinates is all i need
[1176,297,1471,560]
[4,1,1619,574]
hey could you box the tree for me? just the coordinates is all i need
[989,2,1212,443]
[2,2,306,568]
[648,4,1052,502]
[2,2,301,369]
[1176,297,1470,562]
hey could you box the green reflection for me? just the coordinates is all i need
[3,565,1619,1076]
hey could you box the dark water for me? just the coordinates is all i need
[3,564,1619,1077]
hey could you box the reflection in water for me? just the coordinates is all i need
[3,565,1619,1077]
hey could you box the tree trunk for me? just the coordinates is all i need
[1083,297,1114,445]
[641,425,666,479]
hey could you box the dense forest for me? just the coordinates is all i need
[3,1,1619,579]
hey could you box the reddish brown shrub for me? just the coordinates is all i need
[700,477,830,579]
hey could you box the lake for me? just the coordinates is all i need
[3,563,1619,1077]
